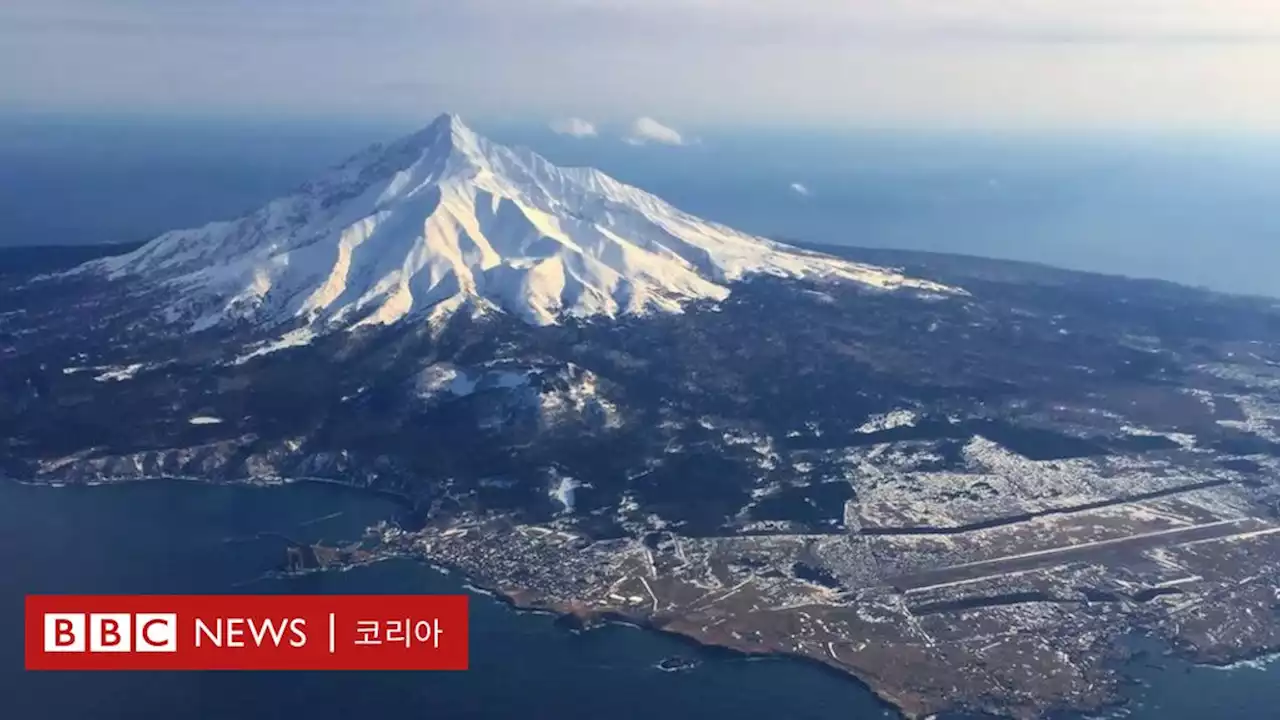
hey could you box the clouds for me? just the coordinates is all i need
[549,116,690,147]
[549,117,598,137]
[497,1,1280,43]
[623,117,686,146]
[4,1,1280,131]
[789,182,812,197]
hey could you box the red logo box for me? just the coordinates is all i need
[26,595,469,671]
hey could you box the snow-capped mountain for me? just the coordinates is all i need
[83,114,957,334]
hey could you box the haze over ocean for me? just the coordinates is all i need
[2,116,1277,298]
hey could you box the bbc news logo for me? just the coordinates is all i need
[44,613,177,653]
[26,595,468,671]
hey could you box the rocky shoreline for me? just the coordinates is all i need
[14,471,1280,719]
[283,506,1278,720]
[314,535,1279,720]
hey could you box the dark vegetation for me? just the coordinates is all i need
[3,243,1279,540]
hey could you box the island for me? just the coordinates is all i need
[4,120,1280,718]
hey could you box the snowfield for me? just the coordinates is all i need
[78,114,959,342]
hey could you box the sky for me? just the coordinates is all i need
[4,1,1280,132]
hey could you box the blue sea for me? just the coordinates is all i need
[2,479,1278,720]
[2,116,1280,718]
[0,480,897,720]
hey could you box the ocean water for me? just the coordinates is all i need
[2,479,1278,720]
[500,127,1280,298]
[0,480,896,720]
[1,116,1278,297]
[2,117,1279,716]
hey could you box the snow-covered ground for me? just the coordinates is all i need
[414,363,535,400]
[94,364,147,382]
[856,409,919,434]
[75,114,959,345]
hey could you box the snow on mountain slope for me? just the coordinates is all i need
[82,114,959,335]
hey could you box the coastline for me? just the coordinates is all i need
[8,473,418,510]
[1182,648,1280,672]
[430,562,916,718]
[13,473,1280,720]
[297,547,1280,720]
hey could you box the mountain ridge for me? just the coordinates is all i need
[75,113,958,339]
[6,121,1280,720]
